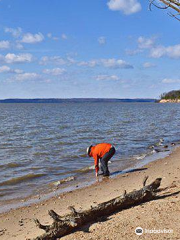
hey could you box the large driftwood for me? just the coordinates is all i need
[33,176,162,240]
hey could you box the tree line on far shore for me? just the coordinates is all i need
[160,90,180,100]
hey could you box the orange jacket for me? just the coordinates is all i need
[90,143,112,173]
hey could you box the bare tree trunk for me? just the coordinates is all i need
[33,177,162,240]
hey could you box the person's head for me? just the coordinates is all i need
[87,145,93,157]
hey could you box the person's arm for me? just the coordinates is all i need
[93,154,99,177]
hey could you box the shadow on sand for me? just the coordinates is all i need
[110,167,148,177]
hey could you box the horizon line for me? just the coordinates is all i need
[0,97,157,100]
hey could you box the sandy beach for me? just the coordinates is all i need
[0,146,180,240]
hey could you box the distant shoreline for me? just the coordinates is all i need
[159,99,180,103]
[0,98,156,103]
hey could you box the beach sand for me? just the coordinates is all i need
[0,147,180,240]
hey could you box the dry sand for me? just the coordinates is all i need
[0,147,180,240]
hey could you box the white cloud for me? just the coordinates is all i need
[150,44,180,59]
[0,41,10,49]
[14,72,40,81]
[39,56,49,65]
[47,33,52,38]
[96,74,120,81]
[43,68,66,76]
[126,36,156,56]
[98,37,106,45]
[107,0,141,15]
[101,58,133,69]
[128,36,180,59]
[125,49,143,56]
[15,43,24,50]
[47,33,59,41]
[78,60,98,67]
[40,56,133,69]
[20,32,44,44]
[66,57,76,64]
[143,62,156,68]
[61,34,68,40]
[0,65,23,74]
[4,27,22,38]
[78,58,133,69]
[52,37,59,41]
[162,78,180,84]
[40,56,70,65]
[138,36,156,49]
[0,53,33,64]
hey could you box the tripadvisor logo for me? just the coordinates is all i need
[135,227,143,235]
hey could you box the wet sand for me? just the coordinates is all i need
[0,146,180,240]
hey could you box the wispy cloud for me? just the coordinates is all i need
[40,56,68,65]
[162,78,180,84]
[143,62,156,68]
[61,34,68,40]
[0,53,33,64]
[107,0,141,15]
[4,27,22,38]
[138,36,156,49]
[150,44,180,59]
[96,74,120,81]
[78,60,98,67]
[126,36,156,56]
[43,68,66,76]
[39,55,133,69]
[47,33,59,41]
[101,58,133,69]
[13,72,40,81]
[0,41,10,50]
[78,58,133,69]
[20,33,44,44]
[0,65,23,74]
[98,37,106,45]
[128,36,180,59]
[15,43,24,50]
[125,48,143,56]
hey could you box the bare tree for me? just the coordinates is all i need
[149,0,180,20]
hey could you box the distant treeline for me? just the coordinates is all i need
[160,90,180,100]
[0,98,156,103]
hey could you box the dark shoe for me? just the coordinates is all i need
[98,173,104,176]
[103,172,110,177]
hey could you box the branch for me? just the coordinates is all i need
[159,0,180,13]
[32,177,162,240]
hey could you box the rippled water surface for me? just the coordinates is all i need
[0,102,180,205]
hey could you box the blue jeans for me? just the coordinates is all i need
[100,147,115,176]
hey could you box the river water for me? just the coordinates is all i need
[0,102,180,210]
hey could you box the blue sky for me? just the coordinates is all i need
[0,0,180,99]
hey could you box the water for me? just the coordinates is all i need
[0,102,180,210]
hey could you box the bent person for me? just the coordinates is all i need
[87,143,116,177]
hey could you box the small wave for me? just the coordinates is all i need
[0,162,23,169]
[135,154,147,160]
[0,173,45,186]
[33,152,49,156]
[76,165,95,173]
[52,176,75,186]
[79,153,87,158]
[0,192,7,197]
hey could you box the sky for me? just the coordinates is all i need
[0,0,180,99]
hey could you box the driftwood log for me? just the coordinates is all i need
[33,176,162,240]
